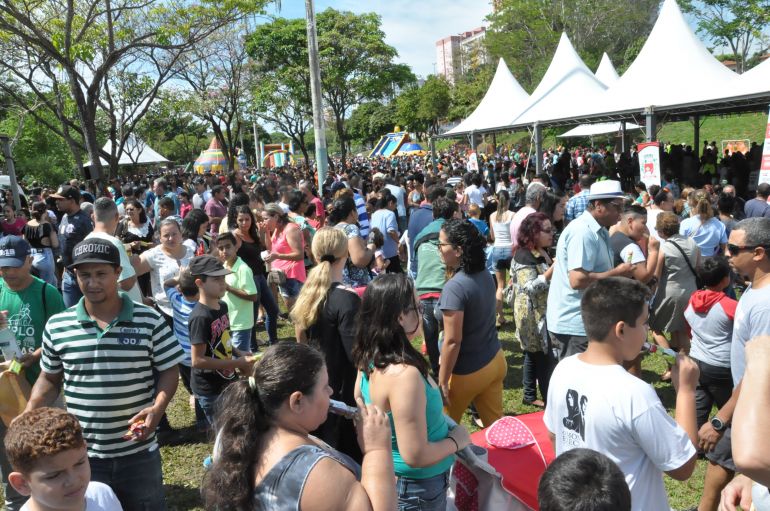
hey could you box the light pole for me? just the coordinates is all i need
[305,0,329,190]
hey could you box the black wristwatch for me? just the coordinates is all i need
[710,416,728,432]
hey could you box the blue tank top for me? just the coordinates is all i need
[359,370,455,479]
[252,444,360,510]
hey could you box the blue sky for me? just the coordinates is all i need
[263,0,492,78]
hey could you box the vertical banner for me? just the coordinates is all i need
[758,106,770,186]
[637,141,661,188]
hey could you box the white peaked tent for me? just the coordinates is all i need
[560,54,641,137]
[507,33,608,128]
[446,58,529,135]
[573,0,739,118]
[738,58,770,96]
[84,135,169,167]
[594,52,620,86]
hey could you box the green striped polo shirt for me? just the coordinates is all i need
[41,293,185,458]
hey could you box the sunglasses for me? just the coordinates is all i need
[727,244,766,254]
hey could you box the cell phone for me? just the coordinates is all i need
[328,399,358,420]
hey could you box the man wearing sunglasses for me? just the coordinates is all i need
[696,217,770,511]
[546,180,635,360]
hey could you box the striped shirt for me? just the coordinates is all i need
[354,193,370,238]
[41,294,185,459]
[165,287,195,366]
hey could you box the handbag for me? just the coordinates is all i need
[0,370,31,426]
[448,444,530,511]
[267,269,287,286]
[667,239,703,289]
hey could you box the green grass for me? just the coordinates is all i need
[156,311,707,510]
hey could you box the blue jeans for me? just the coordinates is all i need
[61,270,82,308]
[522,350,552,403]
[196,393,221,427]
[420,297,440,377]
[255,274,279,345]
[89,447,166,511]
[31,248,57,287]
[396,471,449,511]
[231,329,252,353]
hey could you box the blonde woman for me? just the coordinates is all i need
[290,227,361,460]
[679,189,726,258]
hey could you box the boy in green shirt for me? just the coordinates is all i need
[215,233,258,354]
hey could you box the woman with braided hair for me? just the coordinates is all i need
[202,342,395,511]
[290,227,362,460]
[437,219,507,427]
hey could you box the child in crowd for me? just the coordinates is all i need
[683,256,736,430]
[544,277,699,511]
[179,191,192,219]
[164,268,207,430]
[5,407,123,511]
[467,203,489,239]
[216,233,258,354]
[188,255,254,427]
[538,448,631,511]
[368,227,389,275]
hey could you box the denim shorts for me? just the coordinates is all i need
[278,277,303,298]
[486,246,512,272]
[396,471,449,511]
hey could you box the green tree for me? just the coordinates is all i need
[417,76,451,136]
[247,17,313,163]
[0,0,270,186]
[347,102,395,147]
[678,0,770,74]
[485,0,659,91]
[316,9,415,163]
[448,65,495,121]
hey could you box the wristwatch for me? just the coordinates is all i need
[710,415,728,432]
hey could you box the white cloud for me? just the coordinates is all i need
[268,0,492,78]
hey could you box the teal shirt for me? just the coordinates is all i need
[359,369,454,478]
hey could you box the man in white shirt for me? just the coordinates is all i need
[545,277,699,511]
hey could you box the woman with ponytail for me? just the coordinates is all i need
[291,228,362,459]
[202,342,395,511]
[437,219,507,427]
[487,189,515,327]
[679,188,727,257]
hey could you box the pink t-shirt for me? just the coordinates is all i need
[510,206,536,250]
[311,197,325,222]
[270,223,306,282]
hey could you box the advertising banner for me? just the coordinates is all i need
[637,142,661,188]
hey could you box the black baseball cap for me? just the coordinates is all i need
[189,255,231,277]
[50,185,81,202]
[0,236,30,268]
[69,239,120,269]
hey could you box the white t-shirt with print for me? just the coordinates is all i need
[21,481,123,510]
[544,355,695,511]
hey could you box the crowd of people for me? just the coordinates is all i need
[0,139,768,511]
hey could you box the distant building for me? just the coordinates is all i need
[435,27,488,84]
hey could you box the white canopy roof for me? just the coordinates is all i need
[446,59,529,135]
[558,55,631,138]
[594,53,620,86]
[558,122,642,137]
[569,0,739,119]
[85,135,169,167]
[507,33,608,128]
[737,58,770,96]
